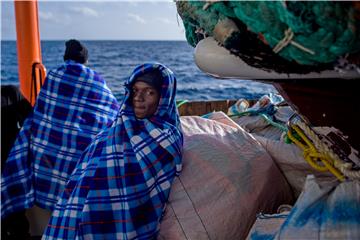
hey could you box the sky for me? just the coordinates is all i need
[1,0,186,40]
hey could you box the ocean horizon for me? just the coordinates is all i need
[1,40,276,101]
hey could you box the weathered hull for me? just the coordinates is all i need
[178,99,236,116]
[273,79,359,152]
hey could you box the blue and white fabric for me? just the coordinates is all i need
[43,63,183,239]
[249,175,360,240]
[1,61,120,218]
[227,93,285,117]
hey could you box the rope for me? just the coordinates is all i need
[202,0,222,10]
[228,111,288,133]
[297,121,360,180]
[176,100,189,108]
[287,124,345,181]
[177,1,360,66]
[259,113,288,132]
[273,28,315,55]
[287,121,360,181]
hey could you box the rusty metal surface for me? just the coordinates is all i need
[273,79,359,152]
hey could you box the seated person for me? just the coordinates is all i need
[43,63,183,239]
[1,39,120,219]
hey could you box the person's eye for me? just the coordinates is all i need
[146,90,155,96]
[132,88,137,93]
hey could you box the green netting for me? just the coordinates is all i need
[176,1,360,68]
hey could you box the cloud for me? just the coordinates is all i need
[156,17,174,25]
[61,14,72,25]
[127,13,146,24]
[128,2,139,7]
[38,11,71,25]
[39,11,55,20]
[70,7,99,17]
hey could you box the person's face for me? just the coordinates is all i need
[131,81,160,119]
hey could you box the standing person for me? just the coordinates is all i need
[1,85,33,240]
[43,63,183,239]
[1,39,120,222]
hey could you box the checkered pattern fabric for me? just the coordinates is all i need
[43,63,183,240]
[1,61,120,218]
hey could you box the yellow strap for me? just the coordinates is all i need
[287,125,345,181]
[297,121,360,180]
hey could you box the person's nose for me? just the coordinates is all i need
[133,91,144,102]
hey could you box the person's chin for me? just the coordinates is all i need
[134,109,146,119]
[135,114,146,119]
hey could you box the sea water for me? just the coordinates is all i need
[1,40,276,101]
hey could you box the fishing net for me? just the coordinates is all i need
[176,1,360,74]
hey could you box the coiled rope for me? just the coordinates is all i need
[297,121,360,180]
[287,121,360,181]
[177,1,360,65]
[273,28,315,55]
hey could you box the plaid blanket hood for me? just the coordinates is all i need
[1,61,120,218]
[43,63,183,239]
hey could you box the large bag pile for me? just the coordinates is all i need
[159,115,293,239]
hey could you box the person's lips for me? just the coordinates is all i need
[133,105,146,116]
[134,105,145,111]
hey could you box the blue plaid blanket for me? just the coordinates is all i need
[43,63,183,240]
[1,61,120,218]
